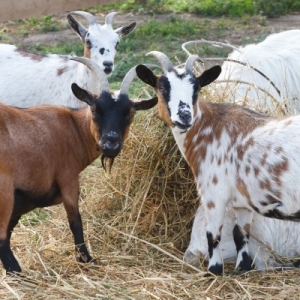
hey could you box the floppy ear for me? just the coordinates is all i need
[197,65,222,87]
[67,14,88,41]
[71,83,95,106]
[133,97,158,111]
[136,65,158,88]
[115,22,137,37]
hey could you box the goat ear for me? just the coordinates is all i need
[197,65,222,88]
[133,97,158,111]
[115,22,137,37]
[67,14,88,41]
[136,65,157,88]
[71,83,95,106]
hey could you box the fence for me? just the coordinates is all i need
[0,0,119,22]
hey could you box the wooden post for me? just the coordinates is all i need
[0,0,120,22]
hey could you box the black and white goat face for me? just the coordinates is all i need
[157,70,200,130]
[136,51,221,130]
[68,11,136,75]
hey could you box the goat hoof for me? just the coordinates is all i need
[208,263,223,276]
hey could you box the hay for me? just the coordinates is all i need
[2,49,300,299]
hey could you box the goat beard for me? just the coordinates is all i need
[101,154,115,173]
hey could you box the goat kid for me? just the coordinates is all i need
[0,57,157,273]
[136,51,300,275]
[0,11,136,108]
[184,205,300,270]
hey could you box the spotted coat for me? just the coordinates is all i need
[136,52,300,275]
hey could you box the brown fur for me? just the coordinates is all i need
[184,101,271,178]
[0,104,101,256]
[16,49,43,61]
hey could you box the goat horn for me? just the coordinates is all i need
[70,11,97,25]
[185,55,203,75]
[146,51,174,73]
[120,64,159,95]
[105,12,118,27]
[70,57,110,92]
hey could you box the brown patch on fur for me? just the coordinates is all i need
[236,178,253,207]
[219,225,223,233]
[16,49,43,61]
[260,152,268,166]
[254,166,260,176]
[157,95,173,127]
[237,137,254,160]
[270,157,289,187]
[84,46,91,58]
[212,175,218,185]
[243,223,250,234]
[274,146,283,154]
[259,178,271,190]
[245,165,250,175]
[57,66,69,76]
[207,201,215,209]
[266,194,281,204]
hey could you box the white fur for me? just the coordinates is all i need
[184,205,300,270]
[138,54,300,273]
[0,12,135,108]
[216,30,300,114]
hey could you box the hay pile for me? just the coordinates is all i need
[2,57,300,300]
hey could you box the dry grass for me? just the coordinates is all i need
[2,102,300,299]
[1,47,300,299]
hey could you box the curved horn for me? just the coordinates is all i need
[185,55,203,75]
[105,12,118,27]
[146,51,174,73]
[120,64,159,95]
[70,57,110,92]
[70,11,97,25]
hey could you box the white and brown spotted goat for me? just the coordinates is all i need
[136,51,300,275]
[0,57,156,273]
[0,11,136,108]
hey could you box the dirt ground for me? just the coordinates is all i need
[2,11,300,48]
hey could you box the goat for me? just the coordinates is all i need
[0,11,136,108]
[182,30,300,115]
[136,51,300,275]
[0,57,157,273]
[184,205,300,270]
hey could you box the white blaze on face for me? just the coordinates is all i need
[88,24,120,72]
[167,72,195,125]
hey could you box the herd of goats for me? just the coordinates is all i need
[1,10,300,276]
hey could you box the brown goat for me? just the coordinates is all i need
[0,57,157,273]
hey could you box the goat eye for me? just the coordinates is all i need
[159,87,164,93]
[86,40,92,49]
[115,42,119,51]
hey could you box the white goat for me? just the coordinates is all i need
[184,205,300,270]
[183,30,300,115]
[0,11,136,108]
[136,51,300,275]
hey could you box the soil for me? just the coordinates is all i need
[2,11,300,48]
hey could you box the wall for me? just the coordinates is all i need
[0,0,119,22]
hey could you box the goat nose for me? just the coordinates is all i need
[102,134,122,158]
[103,61,113,68]
[178,110,192,124]
[103,61,113,75]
